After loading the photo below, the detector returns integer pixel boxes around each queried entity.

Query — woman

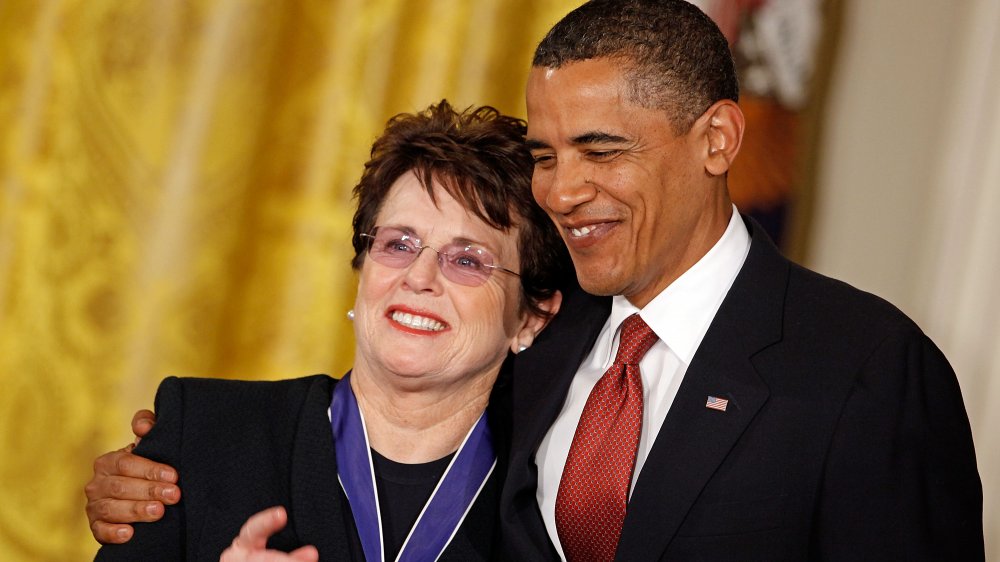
[94,100,570,561]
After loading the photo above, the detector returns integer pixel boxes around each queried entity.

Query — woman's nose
[401,247,444,294]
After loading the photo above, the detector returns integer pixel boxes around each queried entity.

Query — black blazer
[500,217,984,561]
[96,373,510,561]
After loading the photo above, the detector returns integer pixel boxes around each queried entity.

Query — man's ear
[698,99,745,176]
[511,290,563,354]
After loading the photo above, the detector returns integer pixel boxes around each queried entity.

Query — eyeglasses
[360,226,520,287]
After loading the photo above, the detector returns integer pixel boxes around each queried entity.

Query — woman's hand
[220,507,319,562]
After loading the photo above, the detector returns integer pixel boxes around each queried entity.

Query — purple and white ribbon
[330,374,496,562]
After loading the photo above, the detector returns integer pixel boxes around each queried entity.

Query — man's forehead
[527,62,632,107]
[527,84,637,139]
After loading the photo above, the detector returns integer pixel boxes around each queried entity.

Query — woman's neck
[349,366,497,463]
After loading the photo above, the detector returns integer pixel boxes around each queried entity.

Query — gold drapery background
[0,1,581,558]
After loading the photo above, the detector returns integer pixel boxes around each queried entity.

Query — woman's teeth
[391,311,445,331]
[570,226,594,237]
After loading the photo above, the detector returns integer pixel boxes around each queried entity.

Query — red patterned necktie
[555,313,659,562]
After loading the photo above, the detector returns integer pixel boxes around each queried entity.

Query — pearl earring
[347,309,355,321]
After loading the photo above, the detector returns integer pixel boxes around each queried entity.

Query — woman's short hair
[351,100,572,318]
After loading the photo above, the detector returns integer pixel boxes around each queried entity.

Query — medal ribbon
[331,374,496,562]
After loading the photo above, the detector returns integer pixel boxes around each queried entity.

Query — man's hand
[84,409,181,544]
[220,507,319,562]
[129,408,157,445]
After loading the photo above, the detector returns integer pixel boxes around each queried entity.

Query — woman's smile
[388,307,449,333]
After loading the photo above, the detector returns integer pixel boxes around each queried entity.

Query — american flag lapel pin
[706,395,729,412]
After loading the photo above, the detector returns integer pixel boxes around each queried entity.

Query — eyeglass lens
[364,226,504,286]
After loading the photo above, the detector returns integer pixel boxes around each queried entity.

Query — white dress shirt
[534,207,751,559]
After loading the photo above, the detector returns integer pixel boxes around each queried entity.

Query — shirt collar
[607,207,751,364]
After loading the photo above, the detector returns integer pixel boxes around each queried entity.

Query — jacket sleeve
[96,376,187,561]
[813,329,984,560]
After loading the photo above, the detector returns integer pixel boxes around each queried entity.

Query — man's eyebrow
[525,139,550,151]
[571,131,630,145]
[525,132,632,150]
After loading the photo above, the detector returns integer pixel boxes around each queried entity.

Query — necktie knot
[614,314,658,365]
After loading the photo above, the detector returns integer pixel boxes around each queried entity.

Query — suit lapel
[289,375,356,560]
[513,284,612,457]
[616,218,789,561]
[502,284,611,558]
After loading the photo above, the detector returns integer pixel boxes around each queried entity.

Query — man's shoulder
[741,217,917,335]
[755,260,947,391]
[785,261,920,337]
[735,225,935,378]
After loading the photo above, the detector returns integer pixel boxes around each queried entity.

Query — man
[87,1,983,560]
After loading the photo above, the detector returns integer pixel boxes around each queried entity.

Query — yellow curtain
[0,1,581,558]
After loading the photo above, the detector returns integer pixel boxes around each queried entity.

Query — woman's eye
[453,254,486,270]
[386,239,414,253]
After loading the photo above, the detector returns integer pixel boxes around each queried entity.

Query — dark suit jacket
[96,373,510,561]
[500,217,984,561]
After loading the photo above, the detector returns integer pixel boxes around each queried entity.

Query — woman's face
[352,170,528,392]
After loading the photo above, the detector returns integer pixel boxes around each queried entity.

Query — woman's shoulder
[162,373,337,392]
[154,374,340,415]
[141,375,343,459]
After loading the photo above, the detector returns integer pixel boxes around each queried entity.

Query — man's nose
[543,161,599,215]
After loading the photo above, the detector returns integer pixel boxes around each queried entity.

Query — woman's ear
[698,99,745,176]
[511,290,563,354]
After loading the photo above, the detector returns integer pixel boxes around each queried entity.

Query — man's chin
[576,269,625,298]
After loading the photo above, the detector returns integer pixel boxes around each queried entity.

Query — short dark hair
[351,100,572,318]
[533,0,738,132]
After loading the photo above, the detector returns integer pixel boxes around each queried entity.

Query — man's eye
[532,154,555,167]
[588,150,621,161]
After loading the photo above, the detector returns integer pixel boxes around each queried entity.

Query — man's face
[526,58,723,307]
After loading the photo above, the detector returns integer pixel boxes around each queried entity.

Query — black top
[372,449,454,560]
